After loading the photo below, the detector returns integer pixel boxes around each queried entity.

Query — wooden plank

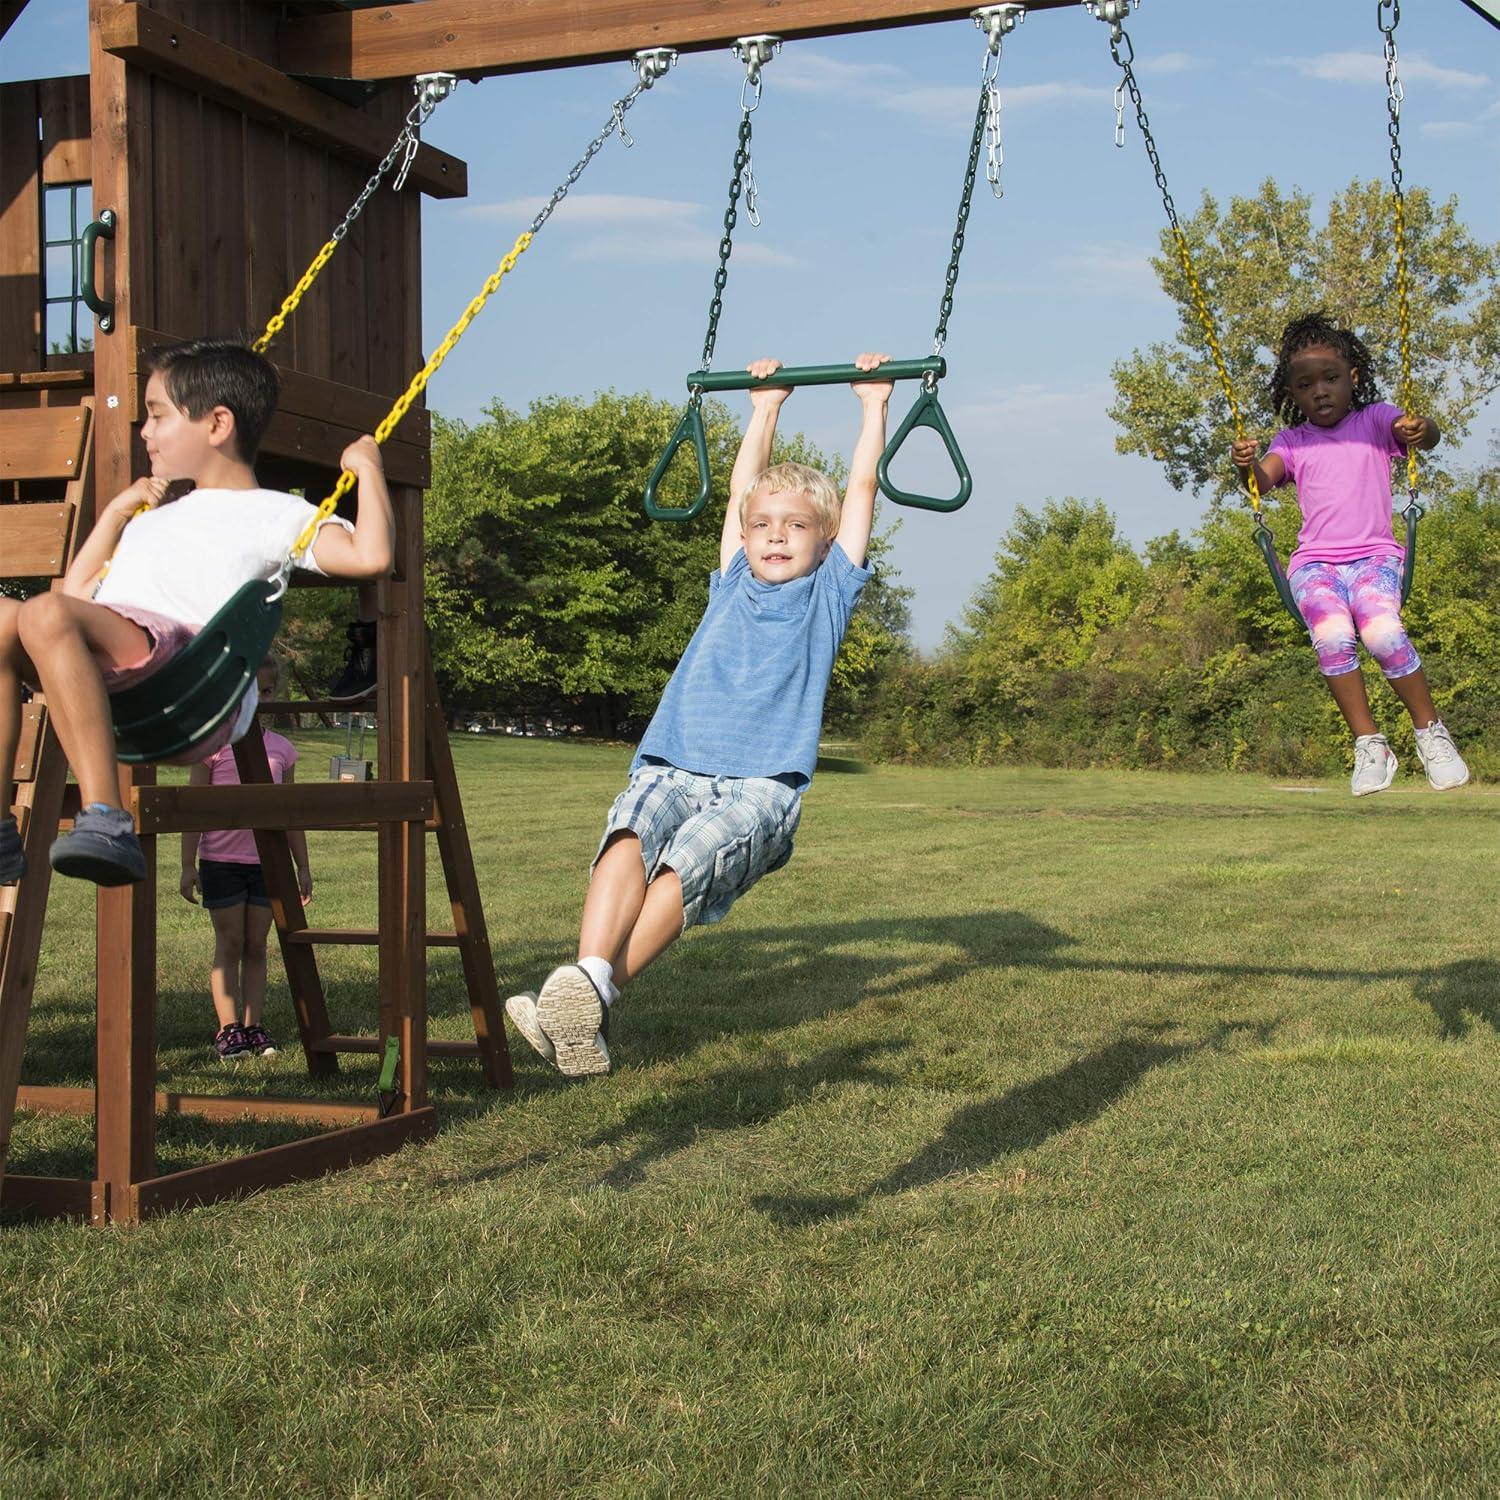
[40,76,92,184]
[0,503,75,575]
[0,81,42,373]
[279,0,1079,80]
[0,407,88,481]
[284,928,463,947]
[132,779,434,834]
[129,1106,436,1220]
[426,655,510,1088]
[16,1083,379,1126]
[0,370,92,390]
[0,1173,94,1221]
[99,4,466,198]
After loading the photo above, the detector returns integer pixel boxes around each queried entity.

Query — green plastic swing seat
[109,579,284,765]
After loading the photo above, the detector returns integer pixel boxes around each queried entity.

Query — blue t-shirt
[633,542,872,788]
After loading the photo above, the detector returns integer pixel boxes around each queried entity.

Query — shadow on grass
[1413,958,1500,1040]
[754,1020,1276,1225]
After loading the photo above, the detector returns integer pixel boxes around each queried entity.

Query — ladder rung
[283,927,463,947]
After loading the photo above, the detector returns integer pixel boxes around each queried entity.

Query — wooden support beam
[16,1083,380,1127]
[128,1108,436,1220]
[98,4,467,198]
[132,780,434,835]
[0,1173,95,1221]
[279,0,1080,81]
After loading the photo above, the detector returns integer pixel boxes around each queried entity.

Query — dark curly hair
[1268,310,1381,425]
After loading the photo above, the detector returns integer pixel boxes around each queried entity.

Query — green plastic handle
[1399,498,1423,605]
[684,357,946,393]
[644,402,712,521]
[1252,517,1306,628]
[875,386,972,513]
[80,209,116,334]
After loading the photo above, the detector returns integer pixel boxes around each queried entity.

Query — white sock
[577,955,619,1006]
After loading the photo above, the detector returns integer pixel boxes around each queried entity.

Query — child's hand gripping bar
[643,357,972,519]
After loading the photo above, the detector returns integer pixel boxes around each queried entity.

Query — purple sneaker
[214,1023,253,1061]
[242,1023,278,1057]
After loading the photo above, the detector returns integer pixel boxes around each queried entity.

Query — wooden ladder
[0,401,94,1206]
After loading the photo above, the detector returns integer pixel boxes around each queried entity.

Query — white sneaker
[505,992,557,1065]
[1351,734,1397,796]
[1414,721,1470,791]
[535,964,612,1077]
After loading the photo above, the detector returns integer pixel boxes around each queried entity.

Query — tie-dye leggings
[1288,556,1420,680]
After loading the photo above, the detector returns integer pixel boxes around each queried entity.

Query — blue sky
[8,0,1498,645]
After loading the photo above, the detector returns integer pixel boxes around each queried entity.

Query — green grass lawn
[2,738,1497,1496]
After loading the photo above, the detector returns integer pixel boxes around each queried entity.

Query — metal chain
[983,42,1004,196]
[256,75,456,353]
[1101,13,1260,509]
[1379,0,1420,500]
[932,81,990,363]
[289,59,672,564]
[695,45,776,383]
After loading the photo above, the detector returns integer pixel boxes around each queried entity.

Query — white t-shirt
[94,486,353,741]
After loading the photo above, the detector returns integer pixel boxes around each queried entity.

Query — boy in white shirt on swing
[0,338,394,888]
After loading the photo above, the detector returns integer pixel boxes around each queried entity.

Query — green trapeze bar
[684,357,946,393]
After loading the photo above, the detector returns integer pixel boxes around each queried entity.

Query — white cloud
[459,193,700,226]
[772,50,906,94]
[1281,51,1488,90]
[568,233,802,267]
[1139,51,1203,75]
[1421,120,1476,139]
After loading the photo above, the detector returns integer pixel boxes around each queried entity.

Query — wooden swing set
[0,0,1450,1225]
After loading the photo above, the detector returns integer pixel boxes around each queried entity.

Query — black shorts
[199,859,269,909]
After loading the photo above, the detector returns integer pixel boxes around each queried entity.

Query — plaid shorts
[597,764,802,928]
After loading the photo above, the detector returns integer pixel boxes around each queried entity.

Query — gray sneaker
[1414,721,1470,791]
[1351,734,1397,797]
[534,965,612,1077]
[0,815,25,885]
[49,804,147,885]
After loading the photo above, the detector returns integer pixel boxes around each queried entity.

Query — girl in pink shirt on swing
[1232,311,1468,797]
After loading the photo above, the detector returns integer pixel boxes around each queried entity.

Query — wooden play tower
[1,0,1079,1226]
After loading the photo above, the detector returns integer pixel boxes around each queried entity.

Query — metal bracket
[972,4,1027,51]
[1083,0,1136,39]
[633,47,678,85]
[733,34,781,84]
[414,72,458,110]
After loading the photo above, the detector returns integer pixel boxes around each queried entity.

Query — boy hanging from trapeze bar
[0,338,394,888]
[505,352,896,1077]
[1231,311,1468,797]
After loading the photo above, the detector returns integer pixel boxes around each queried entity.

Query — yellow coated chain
[1169,226,1260,512]
[288,232,533,561]
[253,238,339,356]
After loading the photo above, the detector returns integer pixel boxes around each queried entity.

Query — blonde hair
[737,461,841,535]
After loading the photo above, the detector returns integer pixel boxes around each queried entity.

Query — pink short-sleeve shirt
[1268,401,1406,576]
[197,730,298,865]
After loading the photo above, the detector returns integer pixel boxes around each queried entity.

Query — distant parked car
[466,722,485,733]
